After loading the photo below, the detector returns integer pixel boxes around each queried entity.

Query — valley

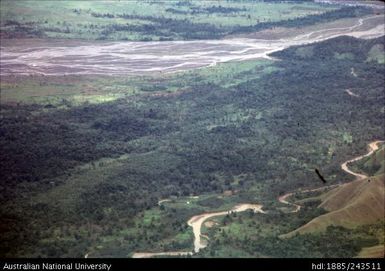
[129,140,383,258]
[1,14,384,76]
[0,0,384,259]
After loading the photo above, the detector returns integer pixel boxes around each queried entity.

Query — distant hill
[282,174,384,237]
[271,35,385,64]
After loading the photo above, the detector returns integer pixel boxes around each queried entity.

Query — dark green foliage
[1,5,371,41]
[97,14,224,40]
[272,36,385,63]
[247,226,378,258]
[0,36,384,257]
[232,7,371,35]
[198,210,381,258]
[166,5,246,15]
[197,197,225,208]
[0,103,172,190]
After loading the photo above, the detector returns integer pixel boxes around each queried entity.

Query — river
[1,15,384,76]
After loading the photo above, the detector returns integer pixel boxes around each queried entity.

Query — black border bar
[1,258,383,271]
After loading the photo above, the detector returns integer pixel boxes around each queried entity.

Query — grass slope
[356,245,384,258]
[282,174,384,238]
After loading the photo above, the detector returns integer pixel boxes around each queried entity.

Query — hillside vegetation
[281,174,384,237]
[1,33,384,257]
[279,143,384,257]
[281,142,385,236]
[352,145,385,176]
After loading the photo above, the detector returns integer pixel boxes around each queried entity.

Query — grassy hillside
[279,143,384,257]
[281,174,384,237]
[357,245,384,258]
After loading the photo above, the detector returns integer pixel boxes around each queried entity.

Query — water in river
[1,15,384,76]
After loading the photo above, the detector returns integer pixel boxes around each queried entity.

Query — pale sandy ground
[345,89,360,97]
[2,14,384,76]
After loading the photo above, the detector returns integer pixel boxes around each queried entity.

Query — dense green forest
[197,209,383,257]
[0,34,384,257]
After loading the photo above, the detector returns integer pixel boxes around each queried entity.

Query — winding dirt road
[187,204,265,253]
[341,140,384,180]
[278,140,384,212]
[278,185,340,213]
[345,89,360,97]
[130,141,383,258]
[131,203,264,258]
[158,199,171,206]
[278,193,302,213]
[85,141,383,259]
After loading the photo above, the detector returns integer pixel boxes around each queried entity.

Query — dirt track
[340,140,384,180]
[278,140,384,212]
[345,89,360,97]
[129,141,383,258]
[187,204,265,253]
[131,203,264,258]
[127,142,384,259]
